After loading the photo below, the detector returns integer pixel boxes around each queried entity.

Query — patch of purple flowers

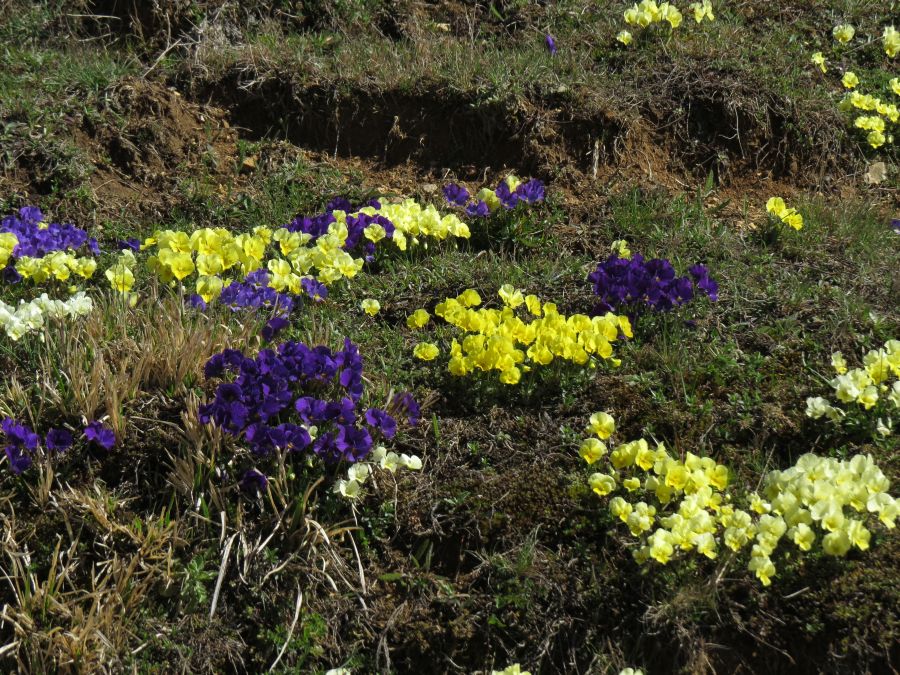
[587,254,718,316]
[189,269,328,316]
[2,418,75,474]
[199,339,419,466]
[1,207,100,280]
[442,178,545,217]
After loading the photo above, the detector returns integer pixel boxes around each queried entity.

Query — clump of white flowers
[0,291,93,340]
[333,445,422,499]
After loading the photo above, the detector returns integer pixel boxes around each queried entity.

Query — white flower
[347,463,372,484]
[400,453,423,470]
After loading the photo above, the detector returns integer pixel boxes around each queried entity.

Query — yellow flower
[841,71,859,89]
[617,30,633,46]
[885,26,899,58]
[498,284,525,308]
[587,411,616,439]
[524,294,542,316]
[867,130,886,148]
[611,239,631,258]
[623,477,642,492]
[457,288,482,307]
[690,0,714,22]
[406,309,430,329]
[413,342,439,360]
[811,52,827,73]
[105,264,135,293]
[660,3,682,28]
[765,196,785,215]
[196,275,224,303]
[579,438,607,464]
[160,250,195,281]
[748,553,775,586]
[831,351,847,374]
[589,472,617,497]
[892,78,900,97]
[832,24,855,44]
[361,298,381,316]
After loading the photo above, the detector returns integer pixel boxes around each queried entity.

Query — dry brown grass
[2,287,259,437]
[0,483,184,673]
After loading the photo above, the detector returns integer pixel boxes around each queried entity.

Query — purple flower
[83,421,116,450]
[1,207,98,263]
[495,181,520,209]
[365,408,397,439]
[443,183,470,207]
[515,179,545,204]
[261,317,290,342]
[2,267,22,283]
[334,424,373,462]
[2,417,40,450]
[466,200,490,218]
[545,34,558,56]
[891,218,900,234]
[301,277,328,302]
[45,428,73,453]
[188,294,208,310]
[239,469,268,494]
[5,445,32,474]
[391,392,421,427]
[326,197,353,213]
[117,238,140,252]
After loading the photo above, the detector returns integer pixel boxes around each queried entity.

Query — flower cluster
[0,292,93,340]
[618,1,714,45]
[442,175,545,218]
[837,78,900,149]
[286,196,471,253]
[3,417,115,474]
[332,445,422,500]
[189,269,324,313]
[811,25,900,148]
[765,197,804,230]
[112,198,471,300]
[199,340,421,494]
[806,340,900,437]
[580,412,897,586]
[1,207,99,285]
[587,248,718,316]
[412,285,632,384]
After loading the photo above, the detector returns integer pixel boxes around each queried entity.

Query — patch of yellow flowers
[838,83,899,149]
[618,0,713,45]
[811,23,899,148]
[807,339,900,437]
[103,199,471,300]
[581,412,897,586]
[410,285,632,384]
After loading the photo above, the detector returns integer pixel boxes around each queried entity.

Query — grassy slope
[0,1,898,673]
